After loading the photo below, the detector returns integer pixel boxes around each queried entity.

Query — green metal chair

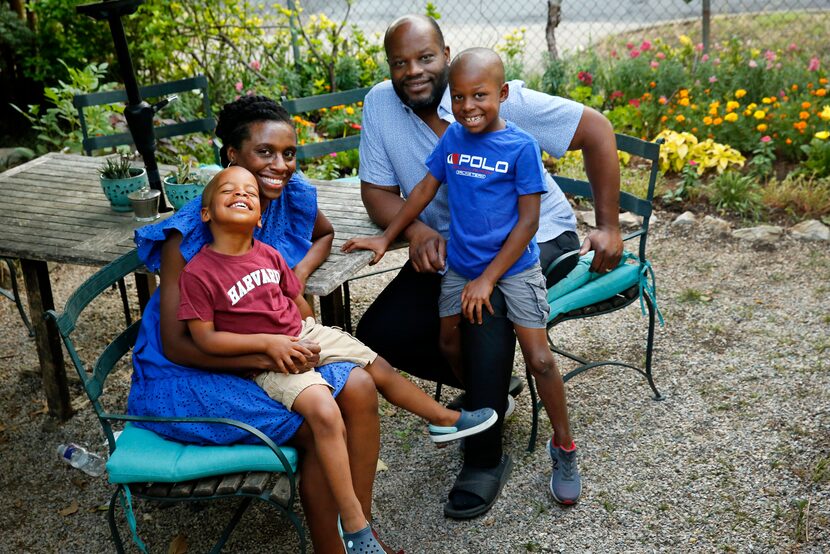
[73,75,220,164]
[45,249,305,553]
[525,133,665,452]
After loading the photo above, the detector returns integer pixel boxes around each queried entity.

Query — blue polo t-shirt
[426,121,547,280]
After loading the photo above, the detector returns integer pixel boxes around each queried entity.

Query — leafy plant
[316,104,362,138]
[800,135,830,177]
[706,170,763,219]
[748,136,776,180]
[100,156,135,179]
[655,130,745,175]
[169,158,200,185]
[10,61,122,154]
[761,173,830,221]
[663,160,702,203]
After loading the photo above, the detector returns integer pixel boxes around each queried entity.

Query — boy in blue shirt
[344,47,582,504]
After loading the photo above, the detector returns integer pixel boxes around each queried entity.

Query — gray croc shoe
[429,407,498,443]
[339,519,384,553]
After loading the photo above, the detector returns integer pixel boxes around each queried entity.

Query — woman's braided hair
[215,95,293,166]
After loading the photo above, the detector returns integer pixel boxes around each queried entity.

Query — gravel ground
[1,213,828,553]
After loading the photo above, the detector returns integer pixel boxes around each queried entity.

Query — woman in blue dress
[129,96,385,553]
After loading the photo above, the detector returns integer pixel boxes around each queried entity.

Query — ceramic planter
[163,176,206,211]
[100,168,149,212]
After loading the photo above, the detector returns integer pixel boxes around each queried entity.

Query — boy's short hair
[450,47,505,86]
[201,166,257,209]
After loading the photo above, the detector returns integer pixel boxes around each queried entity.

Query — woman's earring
[226,158,235,168]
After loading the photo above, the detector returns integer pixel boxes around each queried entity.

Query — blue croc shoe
[429,408,498,444]
[547,439,582,505]
[338,518,384,554]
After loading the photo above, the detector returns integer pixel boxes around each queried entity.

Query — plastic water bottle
[56,443,106,477]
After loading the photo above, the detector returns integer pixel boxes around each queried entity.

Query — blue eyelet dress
[127,174,354,445]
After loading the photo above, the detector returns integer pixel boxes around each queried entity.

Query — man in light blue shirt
[355,14,623,519]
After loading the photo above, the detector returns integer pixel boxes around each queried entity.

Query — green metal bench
[525,133,665,451]
[45,249,305,553]
[73,75,220,164]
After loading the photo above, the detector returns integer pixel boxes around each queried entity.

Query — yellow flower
[747,103,758,111]
[678,97,690,107]
[703,116,713,125]
[675,115,686,123]
[679,35,692,46]
[816,131,830,140]
[345,106,355,115]
[724,113,738,122]
[756,123,768,132]
[726,101,740,112]
[820,106,830,121]
[754,110,767,120]
[679,89,689,99]
[735,89,747,99]
[762,97,773,104]
[709,106,719,116]
[750,48,760,57]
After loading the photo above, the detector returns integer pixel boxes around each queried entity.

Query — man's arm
[568,107,623,273]
[361,180,446,272]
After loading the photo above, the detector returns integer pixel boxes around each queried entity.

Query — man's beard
[392,66,449,110]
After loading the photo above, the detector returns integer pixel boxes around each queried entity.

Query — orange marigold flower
[815,89,827,97]
[793,121,807,130]
[786,138,792,144]
[802,101,811,109]
[649,81,656,88]
[679,89,689,98]
[799,111,810,120]
[660,115,668,122]
[757,123,768,132]
[709,107,719,116]
[713,117,723,125]
[791,84,799,91]
[691,127,697,132]
[676,114,686,122]
[820,78,829,85]
[678,97,690,107]
[703,116,713,125]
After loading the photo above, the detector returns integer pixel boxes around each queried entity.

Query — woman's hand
[263,335,316,374]
[461,276,495,324]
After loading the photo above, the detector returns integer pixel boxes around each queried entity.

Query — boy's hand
[263,335,316,374]
[461,276,495,324]
[341,236,390,265]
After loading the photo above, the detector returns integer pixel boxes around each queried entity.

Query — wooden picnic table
[0,153,382,420]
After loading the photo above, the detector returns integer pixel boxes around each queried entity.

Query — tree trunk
[546,0,563,60]
[8,0,25,19]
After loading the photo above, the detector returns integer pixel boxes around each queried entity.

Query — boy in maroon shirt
[177,166,496,544]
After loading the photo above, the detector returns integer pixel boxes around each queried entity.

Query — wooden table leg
[21,259,72,420]
[135,272,157,314]
[319,286,346,328]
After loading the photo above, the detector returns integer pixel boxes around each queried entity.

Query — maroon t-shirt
[178,240,303,336]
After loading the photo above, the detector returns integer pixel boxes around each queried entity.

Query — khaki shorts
[254,318,377,409]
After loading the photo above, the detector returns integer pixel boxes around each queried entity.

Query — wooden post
[21,259,72,420]
[701,0,711,53]
[546,0,563,61]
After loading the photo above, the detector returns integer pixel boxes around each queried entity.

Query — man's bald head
[384,14,445,55]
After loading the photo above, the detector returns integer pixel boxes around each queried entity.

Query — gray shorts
[439,265,550,329]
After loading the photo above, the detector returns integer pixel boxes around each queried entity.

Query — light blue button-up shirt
[359,80,581,242]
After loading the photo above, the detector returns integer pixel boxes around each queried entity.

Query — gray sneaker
[547,440,582,504]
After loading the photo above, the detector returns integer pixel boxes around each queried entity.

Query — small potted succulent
[163,158,218,211]
[99,156,148,212]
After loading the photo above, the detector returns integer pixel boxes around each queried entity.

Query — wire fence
[294,0,830,71]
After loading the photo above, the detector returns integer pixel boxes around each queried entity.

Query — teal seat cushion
[547,255,641,322]
[107,424,298,484]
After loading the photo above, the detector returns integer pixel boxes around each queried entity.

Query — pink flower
[713,57,721,65]
[650,61,660,69]
[695,43,704,52]
[764,50,776,62]
[329,152,338,157]
[709,75,718,83]
[610,49,618,58]
[788,43,798,51]
[629,48,640,59]
[656,52,666,60]
[749,60,758,68]
[808,56,820,71]
[626,42,635,50]
[760,136,772,143]
[250,59,261,71]
[689,160,699,166]
[610,90,624,101]
[640,40,652,51]
[234,81,243,92]
[628,98,641,108]
[701,54,709,62]
[577,71,593,86]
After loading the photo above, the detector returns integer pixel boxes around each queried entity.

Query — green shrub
[706,170,763,219]
[800,137,830,178]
